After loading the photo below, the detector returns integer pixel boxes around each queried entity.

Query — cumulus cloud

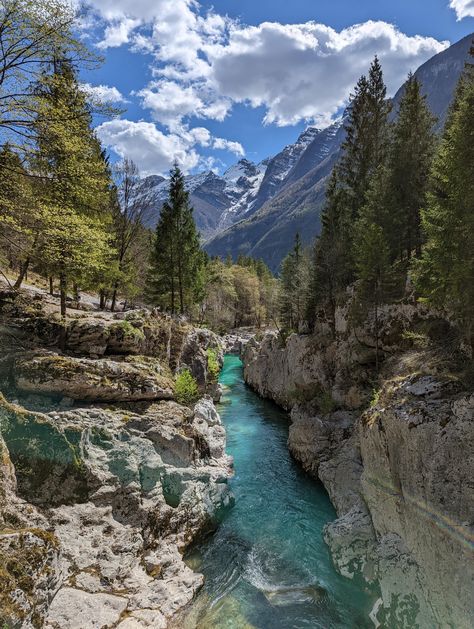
[95,119,200,175]
[79,1,449,173]
[449,0,474,19]
[212,137,245,156]
[81,83,128,104]
[137,81,230,128]
[81,1,447,127]
[96,119,245,175]
[206,21,448,126]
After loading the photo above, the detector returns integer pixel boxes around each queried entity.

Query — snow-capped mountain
[205,33,473,271]
[141,128,323,238]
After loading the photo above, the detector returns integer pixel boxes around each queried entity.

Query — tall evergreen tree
[308,57,392,326]
[385,74,436,260]
[0,143,36,285]
[279,233,306,331]
[352,216,392,372]
[414,55,474,347]
[32,58,113,316]
[148,164,202,315]
[338,57,392,223]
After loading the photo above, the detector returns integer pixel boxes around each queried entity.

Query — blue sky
[77,0,474,175]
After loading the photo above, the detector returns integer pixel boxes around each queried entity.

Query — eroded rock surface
[242,305,474,628]
[0,286,231,628]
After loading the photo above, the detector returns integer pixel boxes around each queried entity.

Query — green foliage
[175,369,199,406]
[414,56,474,346]
[308,57,391,329]
[279,233,310,332]
[200,256,278,333]
[0,0,96,139]
[206,348,220,382]
[384,74,436,260]
[370,388,382,408]
[147,164,203,315]
[110,319,145,342]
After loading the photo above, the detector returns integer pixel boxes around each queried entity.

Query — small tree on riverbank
[148,163,203,315]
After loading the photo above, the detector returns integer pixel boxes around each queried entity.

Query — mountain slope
[204,33,473,272]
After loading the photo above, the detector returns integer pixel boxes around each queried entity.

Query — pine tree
[352,218,391,372]
[279,233,306,331]
[0,143,36,285]
[386,74,436,260]
[32,58,113,316]
[339,57,391,223]
[308,57,392,326]
[414,58,474,347]
[148,164,202,314]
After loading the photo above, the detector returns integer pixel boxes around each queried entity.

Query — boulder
[13,352,174,402]
[0,394,233,626]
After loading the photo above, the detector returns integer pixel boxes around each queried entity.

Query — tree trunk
[49,276,54,296]
[13,257,30,289]
[73,282,80,303]
[374,299,379,374]
[110,281,119,312]
[59,273,67,351]
[59,273,67,319]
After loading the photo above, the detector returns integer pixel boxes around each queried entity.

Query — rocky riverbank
[0,286,233,629]
[243,303,474,628]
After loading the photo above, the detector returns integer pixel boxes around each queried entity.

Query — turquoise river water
[178,355,376,629]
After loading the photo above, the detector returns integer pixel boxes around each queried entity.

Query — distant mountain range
[144,33,473,272]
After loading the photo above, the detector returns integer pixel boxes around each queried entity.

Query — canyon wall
[243,305,474,628]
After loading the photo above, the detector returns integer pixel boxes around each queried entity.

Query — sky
[76,0,474,176]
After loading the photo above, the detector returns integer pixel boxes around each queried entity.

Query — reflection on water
[175,355,376,629]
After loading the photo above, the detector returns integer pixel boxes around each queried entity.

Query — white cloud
[137,80,230,128]
[80,1,449,173]
[449,0,474,19]
[80,1,448,128]
[95,119,200,175]
[212,137,244,156]
[207,20,448,126]
[81,83,128,104]
[95,119,245,175]
[98,18,141,48]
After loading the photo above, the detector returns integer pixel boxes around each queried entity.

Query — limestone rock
[14,352,174,402]
[45,588,128,629]
[0,394,232,627]
[243,307,474,628]
[360,377,474,628]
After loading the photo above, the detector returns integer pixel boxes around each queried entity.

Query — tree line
[279,49,474,352]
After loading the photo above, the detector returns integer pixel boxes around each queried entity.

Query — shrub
[206,348,220,382]
[110,319,145,341]
[175,370,199,405]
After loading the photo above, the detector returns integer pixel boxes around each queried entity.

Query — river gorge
[175,355,376,629]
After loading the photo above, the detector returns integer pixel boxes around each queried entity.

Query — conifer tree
[0,143,36,285]
[338,57,392,223]
[32,58,113,316]
[352,216,391,372]
[148,164,202,314]
[279,233,306,331]
[308,57,392,327]
[414,54,474,347]
[385,74,436,260]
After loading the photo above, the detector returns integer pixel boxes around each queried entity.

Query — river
[176,355,376,628]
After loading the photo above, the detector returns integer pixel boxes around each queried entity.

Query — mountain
[142,159,268,238]
[204,33,473,272]
[392,32,473,129]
